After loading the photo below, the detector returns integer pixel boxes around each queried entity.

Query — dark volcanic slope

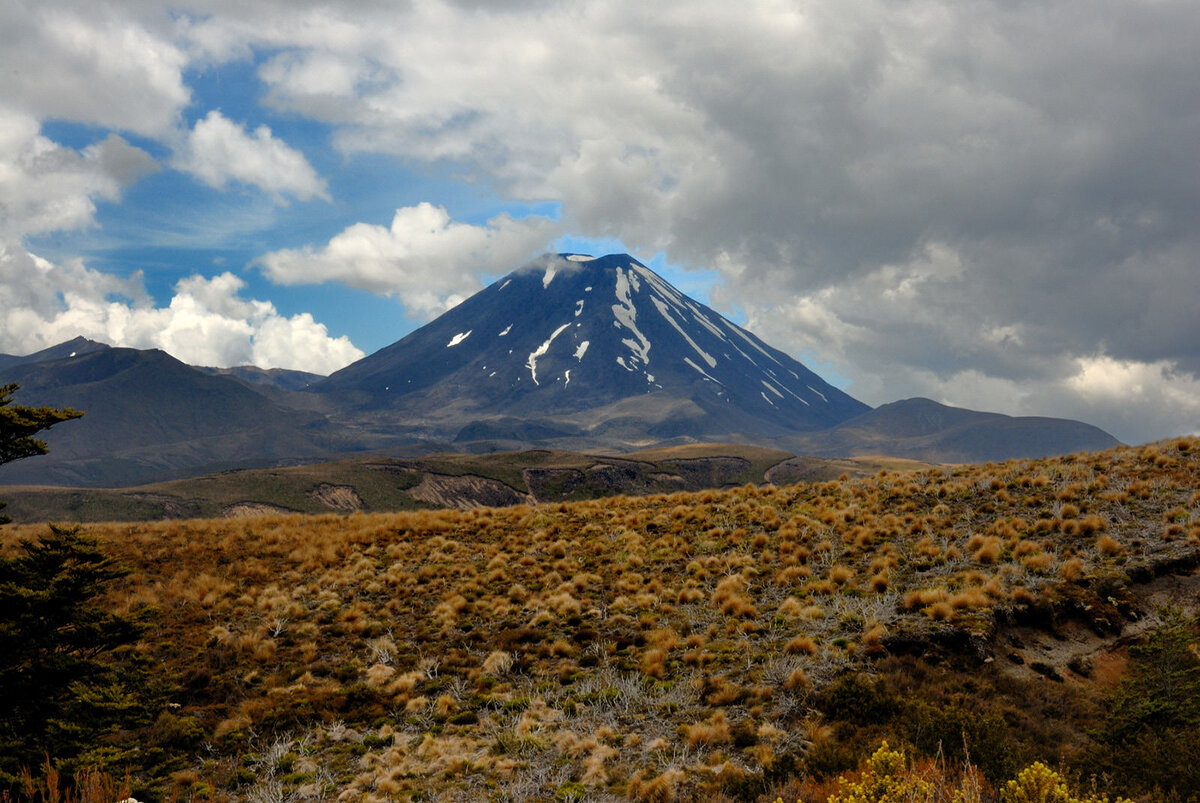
[196,365,324,392]
[0,335,109,370]
[0,344,362,487]
[315,253,869,446]
[787,397,1121,463]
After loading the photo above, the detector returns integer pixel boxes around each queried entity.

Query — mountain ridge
[313,253,870,446]
[0,253,1122,487]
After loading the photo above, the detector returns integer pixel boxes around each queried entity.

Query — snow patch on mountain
[685,357,722,385]
[499,324,512,336]
[724,318,780,365]
[632,263,677,300]
[689,307,729,342]
[574,341,590,360]
[612,267,651,368]
[651,297,716,368]
[526,323,571,385]
[446,331,472,347]
[769,378,810,406]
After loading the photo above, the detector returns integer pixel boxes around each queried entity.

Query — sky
[1,0,1198,446]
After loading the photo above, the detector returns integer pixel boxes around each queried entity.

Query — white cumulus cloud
[258,202,558,318]
[0,106,159,238]
[0,244,362,374]
[0,3,190,137]
[173,110,328,203]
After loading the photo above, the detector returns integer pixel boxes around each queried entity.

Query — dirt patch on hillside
[307,483,364,512]
[222,502,296,518]
[995,565,1200,688]
[409,474,532,509]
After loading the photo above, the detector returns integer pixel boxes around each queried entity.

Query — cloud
[859,355,1200,447]
[0,107,159,238]
[217,0,1200,443]
[0,3,189,136]
[0,244,362,374]
[5,0,1199,442]
[173,110,329,203]
[258,202,559,318]
[1061,355,1200,440]
[728,239,1200,443]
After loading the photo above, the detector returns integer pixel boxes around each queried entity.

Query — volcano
[313,253,870,448]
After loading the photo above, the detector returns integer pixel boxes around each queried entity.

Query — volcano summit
[313,253,870,448]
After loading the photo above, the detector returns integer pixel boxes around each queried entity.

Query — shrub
[0,526,152,789]
[1001,762,1131,803]
[826,741,933,803]
[1080,613,1200,798]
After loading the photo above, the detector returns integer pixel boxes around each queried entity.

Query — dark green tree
[0,385,153,788]
[0,525,149,787]
[1,383,83,523]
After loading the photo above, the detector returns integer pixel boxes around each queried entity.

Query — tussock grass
[3,438,1199,800]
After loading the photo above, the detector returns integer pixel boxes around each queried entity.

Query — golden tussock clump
[628,767,687,803]
[784,666,810,691]
[828,564,855,586]
[680,712,731,747]
[1060,556,1086,581]
[784,635,818,655]
[777,596,806,618]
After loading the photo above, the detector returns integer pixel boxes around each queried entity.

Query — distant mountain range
[0,254,1120,488]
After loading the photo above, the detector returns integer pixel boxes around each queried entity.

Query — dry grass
[3,437,1198,800]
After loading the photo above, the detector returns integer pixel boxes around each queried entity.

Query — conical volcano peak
[317,252,870,446]
[497,253,712,340]
[505,252,647,290]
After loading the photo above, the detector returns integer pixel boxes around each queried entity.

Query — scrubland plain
[3,439,1199,801]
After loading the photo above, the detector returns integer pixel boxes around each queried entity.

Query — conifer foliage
[0,525,147,787]
[0,525,148,782]
[0,385,146,789]
[0,383,82,523]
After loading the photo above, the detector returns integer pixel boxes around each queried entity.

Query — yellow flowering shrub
[825,742,934,803]
[1000,763,1133,803]
[765,749,1132,803]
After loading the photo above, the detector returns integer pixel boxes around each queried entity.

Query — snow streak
[526,323,572,385]
[612,267,651,367]
[651,296,716,368]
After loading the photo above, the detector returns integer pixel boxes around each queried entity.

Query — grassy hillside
[2,440,1198,801]
[0,446,917,524]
